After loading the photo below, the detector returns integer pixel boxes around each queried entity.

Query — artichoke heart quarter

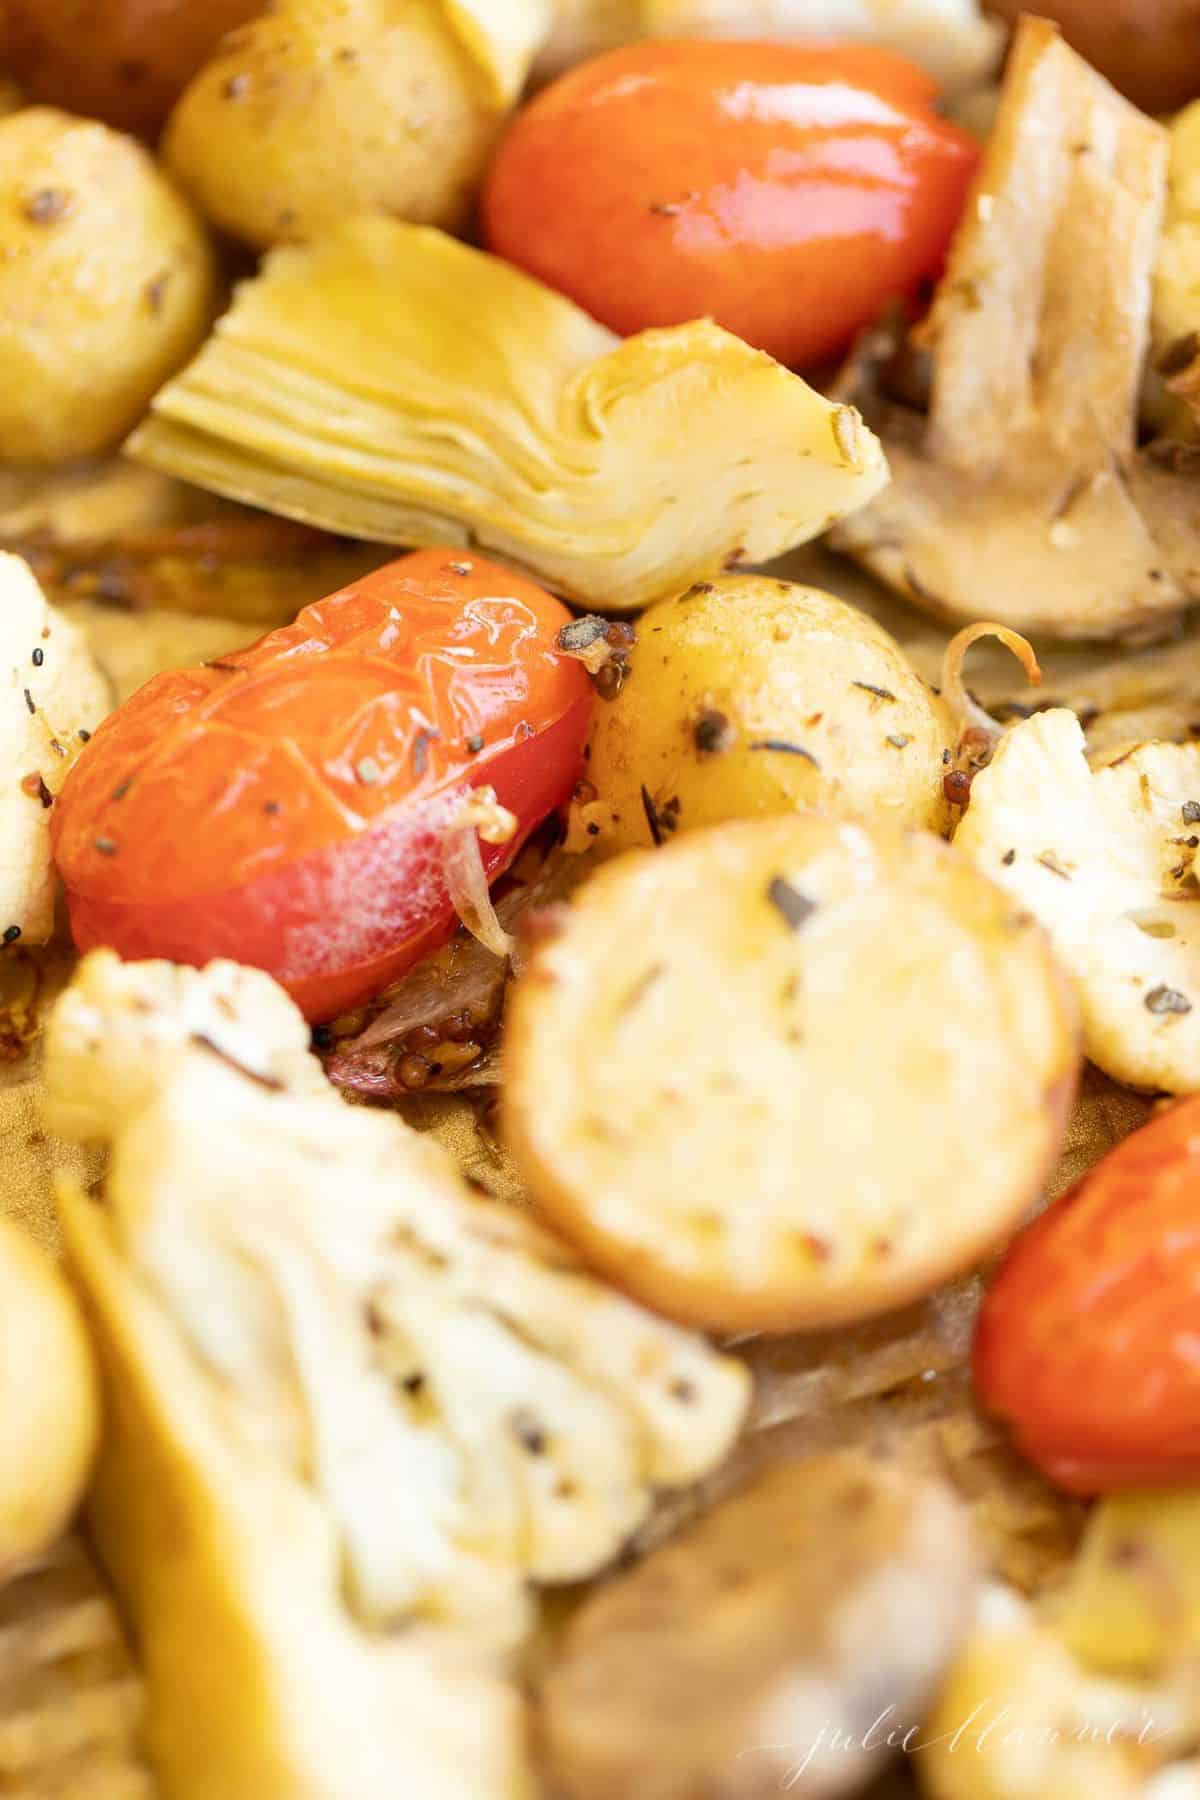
[127,219,889,611]
[44,951,748,1799]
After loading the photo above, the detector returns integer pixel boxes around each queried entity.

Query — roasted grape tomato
[51,549,593,1020]
[974,1095,1200,1495]
[482,39,981,370]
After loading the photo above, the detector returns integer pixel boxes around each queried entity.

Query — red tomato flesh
[974,1095,1200,1495]
[52,549,593,1020]
[482,39,981,370]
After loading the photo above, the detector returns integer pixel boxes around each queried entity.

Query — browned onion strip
[441,789,520,964]
[941,621,1042,746]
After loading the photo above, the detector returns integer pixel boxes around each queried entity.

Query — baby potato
[4,0,262,138]
[582,577,953,854]
[164,0,521,249]
[505,814,1079,1334]
[0,1215,98,1577]
[0,107,216,464]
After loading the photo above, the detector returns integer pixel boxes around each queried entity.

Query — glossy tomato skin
[974,1096,1200,1495]
[53,549,592,1020]
[482,40,981,370]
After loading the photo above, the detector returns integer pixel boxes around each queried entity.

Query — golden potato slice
[582,577,953,855]
[539,1452,977,1800]
[504,816,1078,1333]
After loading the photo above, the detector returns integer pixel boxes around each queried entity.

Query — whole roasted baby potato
[582,577,953,853]
[4,0,262,137]
[0,1215,98,1578]
[164,0,535,248]
[540,1452,977,1800]
[505,814,1079,1334]
[0,107,216,463]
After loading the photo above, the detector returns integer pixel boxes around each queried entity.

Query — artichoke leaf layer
[43,951,748,1798]
[833,18,1200,643]
[444,0,556,108]
[128,218,889,612]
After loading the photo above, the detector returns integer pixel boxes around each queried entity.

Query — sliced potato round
[505,815,1078,1333]
[955,710,1200,1093]
[583,577,952,855]
[539,1452,977,1800]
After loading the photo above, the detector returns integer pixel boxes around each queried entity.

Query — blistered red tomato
[482,40,981,370]
[52,549,592,1020]
[974,1096,1200,1495]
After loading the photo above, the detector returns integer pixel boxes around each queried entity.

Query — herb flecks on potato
[504,814,1079,1334]
[956,709,1200,1093]
[581,575,954,854]
[44,950,748,1795]
[540,1453,976,1800]
[833,18,1200,644]
[127,218,887,611]
[163,0,553,248]
[0,108,217,465]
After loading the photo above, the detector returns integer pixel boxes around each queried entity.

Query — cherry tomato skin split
[973,1096,1200,1495]
[482,40,981,370]
[52,549,593,1021]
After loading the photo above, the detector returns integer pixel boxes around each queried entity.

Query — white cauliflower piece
[43,947,327,1141]
[539,0,1002,96]
[46,953,749,1653]
[955,711,1200,1093]
[0,554,108,946]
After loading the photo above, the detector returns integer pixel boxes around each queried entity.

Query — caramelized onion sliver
[441,788,520,965]
[941,620,1042,746]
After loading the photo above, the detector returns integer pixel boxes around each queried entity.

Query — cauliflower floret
[0,555,108,946]
[46,953,749,1653]
[43,947,326,1141]
[955,711,1200,1093]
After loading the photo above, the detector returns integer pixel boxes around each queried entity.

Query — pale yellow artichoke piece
[128,218,889,612]
[446,0,555,106]
[1055,1490,1200,1679]
[45,952,749,1793]
[58,1178,533,1800]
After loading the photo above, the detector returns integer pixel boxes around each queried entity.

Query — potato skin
[0,107,216,463]
[4,0,262,138]
[163,0,505,250]
[584,576,952,853]
[0,1214,98,1576]
[985,0,1200,114]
